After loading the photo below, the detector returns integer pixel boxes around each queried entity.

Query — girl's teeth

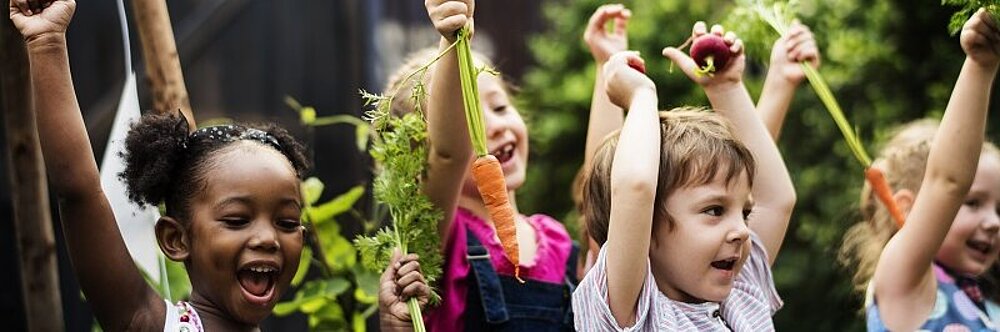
[249,266,276,273]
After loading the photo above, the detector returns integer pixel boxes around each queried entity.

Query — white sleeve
[738,232,783,314]
[572,246,659,331]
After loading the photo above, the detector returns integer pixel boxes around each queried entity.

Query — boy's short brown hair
[583,108,756,245]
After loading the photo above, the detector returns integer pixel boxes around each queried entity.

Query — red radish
[689,34,730,76]
[627,59,646,74]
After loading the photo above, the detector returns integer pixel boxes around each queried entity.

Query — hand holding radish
[603,51,655,110]
[425,0,474,43]
[960,8,1000,70]
[770,21,821,84]
[662,22,746,89]
[379,250,430,332]
[584,4,631,63]
[9,0,75,44]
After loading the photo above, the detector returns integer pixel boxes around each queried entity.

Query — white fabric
[99,73,162,281]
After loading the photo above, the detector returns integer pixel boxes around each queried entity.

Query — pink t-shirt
[425,208,573,332]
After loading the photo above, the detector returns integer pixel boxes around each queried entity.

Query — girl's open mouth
[237,264,279,306]
[967,239,993,255]
[491,142,516,165]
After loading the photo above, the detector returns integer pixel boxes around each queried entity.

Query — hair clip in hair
[175,111,192,149]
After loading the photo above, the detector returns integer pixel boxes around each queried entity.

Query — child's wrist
[782,74,805,86]
[440,35,456,46]
[967,56,1000,74]
[703,80,744,95]
[629,87,657,108]
[26,33,67,53]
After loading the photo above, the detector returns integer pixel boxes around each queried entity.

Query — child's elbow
[427,146,472,170]
[775,185,797,214]
[926,171,974,200]
[611,172,657,199]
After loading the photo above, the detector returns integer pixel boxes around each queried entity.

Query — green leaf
[310,303,346,329]
[164,258,191,301]
[272,300,302,316]
[301,106,317,124]
[319,223,357,272]
[307,186,365,224]
[356,124,370,152]
[301,177,325,206]
[291,246,312,287]
[353,312,367,332]
[299,297,328,314]
[300,277,351,300]
[284,95,303,111]
[353,266,380,305]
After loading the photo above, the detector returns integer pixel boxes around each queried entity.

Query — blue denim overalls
[463,229,579,331]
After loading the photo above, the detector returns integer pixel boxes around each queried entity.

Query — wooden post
[130,0,195,128]
[1,7,64,332]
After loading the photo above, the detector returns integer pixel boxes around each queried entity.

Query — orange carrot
[865,166,906,228]
[471,154,521,280]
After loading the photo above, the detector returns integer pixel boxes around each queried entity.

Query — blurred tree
[517,0,1000,331]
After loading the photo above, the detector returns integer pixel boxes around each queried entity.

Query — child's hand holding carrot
[425,0,474,42]
[758,21,821,140]
[961,8,1000,70]
[769,21,820,85]
[379,250,431,332]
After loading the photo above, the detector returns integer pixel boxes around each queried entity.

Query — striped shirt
[572,232,782,331]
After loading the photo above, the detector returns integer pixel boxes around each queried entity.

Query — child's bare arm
[757,22,820,140]
[873,9,998,330]
[423,0,475,238]
[602,52,659,327]
[11,0,164,329]
[583,4,630,170]
[663,23,796,264]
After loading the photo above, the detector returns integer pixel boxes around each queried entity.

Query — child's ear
[155,216,190,262]
[893,189,916,217]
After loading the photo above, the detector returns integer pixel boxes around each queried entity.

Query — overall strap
[562,241,580,328]
[466,229,510,324]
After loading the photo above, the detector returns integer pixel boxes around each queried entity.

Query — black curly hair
[119,112,310,220]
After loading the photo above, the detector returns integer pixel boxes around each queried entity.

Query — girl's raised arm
[756,22,820,141]
[423,0,475,238]
[11,0,163,329]
[583,4,630,170]
[663,23,796,263]
[602,52,659,327]
[873,9,999,331]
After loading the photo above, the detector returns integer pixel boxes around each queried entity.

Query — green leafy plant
[354,43,460,332]
[353,107,444,313]
[271,101,380,331]
[272,177,379,331]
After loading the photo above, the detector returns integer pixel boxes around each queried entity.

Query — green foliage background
[516,0,1000,330]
